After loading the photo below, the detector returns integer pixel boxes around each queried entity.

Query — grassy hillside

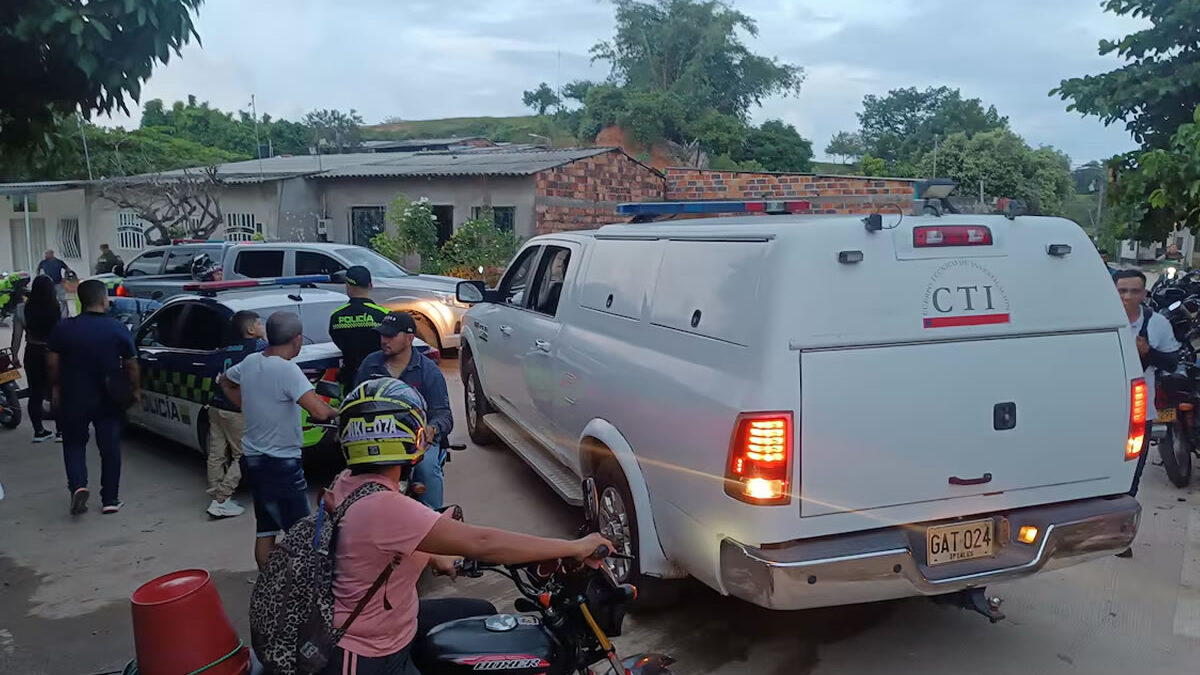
[364,116,578,146]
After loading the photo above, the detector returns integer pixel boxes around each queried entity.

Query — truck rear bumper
[719,495,1140,610]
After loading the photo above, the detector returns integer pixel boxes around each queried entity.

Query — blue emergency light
[181,274,331,293]
[616,200,813,219]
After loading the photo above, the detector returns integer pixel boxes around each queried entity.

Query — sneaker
[206,499,245,518]
[1115,547,1133,559]
[32,430,53,443]
[101,501,124,515]
[54,431,62,443]
[70,487,89,515]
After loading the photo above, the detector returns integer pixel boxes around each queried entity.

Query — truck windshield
[337,247,412,278]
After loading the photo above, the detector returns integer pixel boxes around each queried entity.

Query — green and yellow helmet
[338,377,429,468]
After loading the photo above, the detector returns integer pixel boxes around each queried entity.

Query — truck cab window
[234,250,284,278]
[529,247,571,316]
[296,251,347,276]
[498,247,540,308]
[124,250,165,277]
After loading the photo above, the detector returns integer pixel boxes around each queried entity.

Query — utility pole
[250,95,265,181]
[932,135,939,178]
[76,113,93,180]
[979,179,985,210]
[1096,175,1105,229]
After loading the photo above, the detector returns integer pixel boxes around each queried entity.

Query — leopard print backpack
[249,481,399,674]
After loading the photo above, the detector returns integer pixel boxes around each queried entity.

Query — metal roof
[0,180,88,196]
[313,147,615,179]
[362,136,489,150]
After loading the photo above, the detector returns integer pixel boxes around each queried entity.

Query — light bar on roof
[617,200,812,217]
[181,274,330,292]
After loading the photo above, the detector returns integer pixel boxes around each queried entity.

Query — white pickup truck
[455,204,1143,613]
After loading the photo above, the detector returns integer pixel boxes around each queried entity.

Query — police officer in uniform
[328,266,390,393]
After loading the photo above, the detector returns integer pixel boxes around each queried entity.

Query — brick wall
[664,167,916,215]
[533,149,665,235]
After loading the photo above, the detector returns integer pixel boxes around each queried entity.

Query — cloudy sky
[108,0,1145,164]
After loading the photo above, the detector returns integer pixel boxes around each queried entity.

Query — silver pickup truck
[104,241,467,351]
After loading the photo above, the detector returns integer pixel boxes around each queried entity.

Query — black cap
[376,311,417,337]
[345,265,372,287]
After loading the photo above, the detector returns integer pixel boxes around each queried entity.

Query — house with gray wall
[0,146,664,273]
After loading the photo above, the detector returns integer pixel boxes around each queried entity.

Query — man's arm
[124,358,141,404]
[1148,314,1183,371]
[298,390,338,423]
[47,351,60,410]
[423,361,453,440]
[10,309,23,368]
[218,376,242,410]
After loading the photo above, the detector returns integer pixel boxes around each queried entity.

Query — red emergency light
[913,225,992,248]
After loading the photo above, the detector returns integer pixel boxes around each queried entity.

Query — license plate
[0,370,19,385]
[1159,408,1177,423]
[927,518,995,566]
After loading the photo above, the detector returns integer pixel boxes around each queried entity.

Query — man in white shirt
[1114,270,1181,503]
[219,311,338,569]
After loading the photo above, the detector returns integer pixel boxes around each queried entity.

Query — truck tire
[411,313,440,352]
[462,357,497,446]
[594,458,683,612]
[0,382,21,429]
[1159,421,1193,488]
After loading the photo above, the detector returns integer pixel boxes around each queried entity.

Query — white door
[9,217,46,271]
[517,243,579,457]
[472,245,542,426]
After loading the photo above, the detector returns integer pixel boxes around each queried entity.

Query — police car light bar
[616,200,812,219]
[181,275,331,292]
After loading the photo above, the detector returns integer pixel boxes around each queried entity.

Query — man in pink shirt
[324,378,609,674]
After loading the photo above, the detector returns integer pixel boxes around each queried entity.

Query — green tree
[592,0,803,122]
[304,108,364,154]
[1104,106,1200,242]
[1071,160,1106,194]
[560,80,595,106]
[914,129,1073,216]
[440,209,519,270]
[856,86,1008,170]
[858,154,886,177]
[0,0,203,151]
[372,196,442,273]
[734,120,812,172]
[688,110,746,157]
[824,131,865,164]
[1052,0,1200,149]
[522,83,562,116]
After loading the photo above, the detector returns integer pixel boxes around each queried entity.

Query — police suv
[457,197,1144,616]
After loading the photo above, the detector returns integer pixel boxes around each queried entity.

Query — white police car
[126,275,437,455]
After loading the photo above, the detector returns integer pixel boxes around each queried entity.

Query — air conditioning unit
[315,217,332,236]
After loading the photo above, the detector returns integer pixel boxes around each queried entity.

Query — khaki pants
[206,408,244,501]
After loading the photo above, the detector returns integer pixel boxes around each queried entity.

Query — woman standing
[11,276,61,441]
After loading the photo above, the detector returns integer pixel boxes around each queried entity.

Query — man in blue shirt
[204,310,267,519]
[47,279,140,515]
[354,312,453,508]
[36,249,72,316]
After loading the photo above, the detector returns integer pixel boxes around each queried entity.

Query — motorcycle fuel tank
[417,614,559,674]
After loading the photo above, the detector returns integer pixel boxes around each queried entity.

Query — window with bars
[470,205,515,232]
[117,211,147,250]
[57,217,81,259]
[225,213,262,242]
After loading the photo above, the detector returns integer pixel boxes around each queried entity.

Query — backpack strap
[324,480,404,637]
[1139,305,1153,340]
[336,553,404,635]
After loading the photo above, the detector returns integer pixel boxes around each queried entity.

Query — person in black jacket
[11,276,61,441]
[328,266,390,393]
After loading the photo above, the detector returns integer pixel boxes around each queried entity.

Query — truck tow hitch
[932,587,1005,623]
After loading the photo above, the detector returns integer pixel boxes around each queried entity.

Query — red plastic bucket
[130,569,248,675]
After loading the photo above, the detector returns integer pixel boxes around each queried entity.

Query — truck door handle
[499,325,513,336]
[948,473,993,486]
[533,339,551,352]
[191,362,207,368]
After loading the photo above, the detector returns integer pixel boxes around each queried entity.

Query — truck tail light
[725,413,792,505]
[913,225,992,247]
[1127,378,1147,461]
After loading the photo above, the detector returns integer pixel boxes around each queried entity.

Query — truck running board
[482,413,583,505]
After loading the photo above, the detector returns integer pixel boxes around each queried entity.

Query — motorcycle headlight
[1168,266,1178,279]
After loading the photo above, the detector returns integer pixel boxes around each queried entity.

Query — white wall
[0,189,90,273]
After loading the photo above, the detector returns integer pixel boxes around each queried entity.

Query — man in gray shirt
[219,311,337,569]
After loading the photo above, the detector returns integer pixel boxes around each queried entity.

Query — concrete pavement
[2,349,1199,673]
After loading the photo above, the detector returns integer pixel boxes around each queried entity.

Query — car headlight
[437,292,468,309]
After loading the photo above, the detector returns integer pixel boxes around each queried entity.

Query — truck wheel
[463,357,497,446]
[0,382,21,429]
[594,459,683,612]
[1159,421,1193,488]
[411,314,440,351]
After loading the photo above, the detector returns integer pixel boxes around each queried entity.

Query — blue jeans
[412,442,444,510]
[60,408,122,506]
[242,454,310,537]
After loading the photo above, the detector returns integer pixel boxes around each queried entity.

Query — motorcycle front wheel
[1158,420,1193,488]
[0,381,22,429]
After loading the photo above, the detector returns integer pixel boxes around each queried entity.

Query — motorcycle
[0,348,23,429]
[1152,300,1200,487]
[0,271,30,323]
[415,478,674,675]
